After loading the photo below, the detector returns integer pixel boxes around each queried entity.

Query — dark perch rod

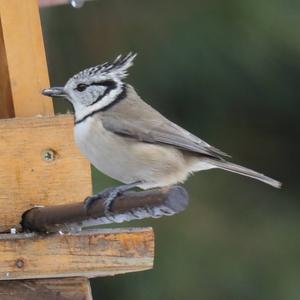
[21,186,189,233]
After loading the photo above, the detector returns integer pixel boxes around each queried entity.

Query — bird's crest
[72,52,137,81]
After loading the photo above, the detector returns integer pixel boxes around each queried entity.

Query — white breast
[74,117,137,184]
[74,116,208,189]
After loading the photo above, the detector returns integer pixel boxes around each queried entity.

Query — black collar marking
[74,85,127,125]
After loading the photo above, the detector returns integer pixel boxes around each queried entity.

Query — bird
[42,53,281,212]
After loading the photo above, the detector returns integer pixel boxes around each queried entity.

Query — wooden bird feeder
[0,1,155,298]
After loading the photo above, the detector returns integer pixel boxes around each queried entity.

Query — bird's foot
[84,182,142,214]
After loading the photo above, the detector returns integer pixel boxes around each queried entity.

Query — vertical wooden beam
[0,17,14,118]
[0,0,53,118]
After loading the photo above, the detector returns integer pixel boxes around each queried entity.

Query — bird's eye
[76,83,88,92]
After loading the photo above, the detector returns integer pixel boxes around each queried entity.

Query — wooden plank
[0,0,53,118]
[0,115,92,231]
[0,228,154,280]
[0,277,93,300]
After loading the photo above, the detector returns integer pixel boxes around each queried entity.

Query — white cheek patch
[79,86,106,106]
[74,84,124,122]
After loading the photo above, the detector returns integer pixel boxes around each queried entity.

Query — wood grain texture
[0,228,154,280]
[0,115,92,231]
[0,277,92,300]
[0,0,53,118]
[0,16,14,118]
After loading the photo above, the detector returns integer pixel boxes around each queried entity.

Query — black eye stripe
[75,80,116,92]
[90,80,116,88]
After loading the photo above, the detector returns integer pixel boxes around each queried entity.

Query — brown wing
[100,85,230,159]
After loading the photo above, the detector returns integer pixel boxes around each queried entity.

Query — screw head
[41,149,56,162]
[16,259,24,269]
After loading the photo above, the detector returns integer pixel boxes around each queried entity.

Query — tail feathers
[207,159,282,189]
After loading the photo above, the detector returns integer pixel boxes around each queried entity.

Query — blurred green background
[40,1,299,299]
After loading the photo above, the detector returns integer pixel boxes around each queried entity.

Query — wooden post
[0,0,53,117]
[0,1,154,299]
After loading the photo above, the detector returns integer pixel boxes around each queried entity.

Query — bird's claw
[84,182,142,216]
[84,186,123,214]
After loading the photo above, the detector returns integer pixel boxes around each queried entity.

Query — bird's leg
[84,181,142,214]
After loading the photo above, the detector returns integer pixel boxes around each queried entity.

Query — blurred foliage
[40,1,300,299]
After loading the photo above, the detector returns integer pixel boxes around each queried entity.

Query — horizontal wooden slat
[0,115,92,231]
[0,228,154,280]
[0,277,93,300]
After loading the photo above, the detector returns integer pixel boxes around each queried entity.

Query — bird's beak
[42,87,65,97]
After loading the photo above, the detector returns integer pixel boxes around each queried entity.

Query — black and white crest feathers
[72,52,137,81]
